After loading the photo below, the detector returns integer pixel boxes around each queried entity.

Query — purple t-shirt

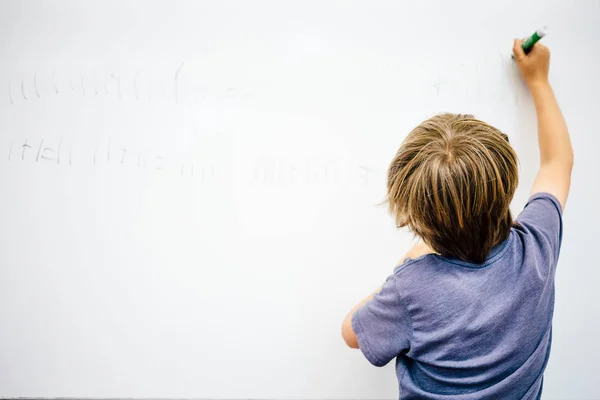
[352,193,563,400]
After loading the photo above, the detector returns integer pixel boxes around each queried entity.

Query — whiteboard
[0,1,598,399]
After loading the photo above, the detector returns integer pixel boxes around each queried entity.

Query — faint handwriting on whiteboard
[6,138,202,178]
[6,65,253,106]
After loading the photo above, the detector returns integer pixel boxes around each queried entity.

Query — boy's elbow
[562,147,574,170]
[342,316,359,349]
[541,152,574,172]
[343,330,359,349]
[562,153,574,174]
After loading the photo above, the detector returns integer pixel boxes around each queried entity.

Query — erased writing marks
[252,156,375,188]
[6,138,204,179]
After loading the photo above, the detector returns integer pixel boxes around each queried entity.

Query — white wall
[0,0,598,398]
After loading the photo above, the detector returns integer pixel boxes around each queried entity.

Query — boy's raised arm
[513,39,574,210]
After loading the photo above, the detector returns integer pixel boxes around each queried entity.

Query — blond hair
[387,113,519,264]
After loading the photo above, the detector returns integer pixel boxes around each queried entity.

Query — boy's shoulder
[389,230,518,286]
[391,253,447,286]
[390,193,563,287]
[394,253,438,274]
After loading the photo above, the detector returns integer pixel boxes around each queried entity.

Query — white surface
[0,1,598,399]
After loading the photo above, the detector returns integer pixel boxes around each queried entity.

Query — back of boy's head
[387,113,519,264]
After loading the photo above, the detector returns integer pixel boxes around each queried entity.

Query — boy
[342,40,573,399]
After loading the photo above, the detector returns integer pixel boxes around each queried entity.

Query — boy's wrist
[527,80,552,93]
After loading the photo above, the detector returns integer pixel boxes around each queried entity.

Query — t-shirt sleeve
[515,192,564,267]
[351,272,412,367]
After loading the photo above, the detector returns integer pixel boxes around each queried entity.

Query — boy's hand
[513,38,550,89]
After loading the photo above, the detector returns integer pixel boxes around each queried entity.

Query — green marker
[513,26,548,58]
[522,26,548,54]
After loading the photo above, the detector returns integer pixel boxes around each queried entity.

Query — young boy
[342,40,573,399]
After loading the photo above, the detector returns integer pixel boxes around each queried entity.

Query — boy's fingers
[535,42,549,53]
[528,42,548,57]
[513,38,526,61]
[529,42,539,52]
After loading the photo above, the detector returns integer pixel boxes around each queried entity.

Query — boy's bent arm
[513,39,574,210]
[342,289,379,348]
[342,241,434,349]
